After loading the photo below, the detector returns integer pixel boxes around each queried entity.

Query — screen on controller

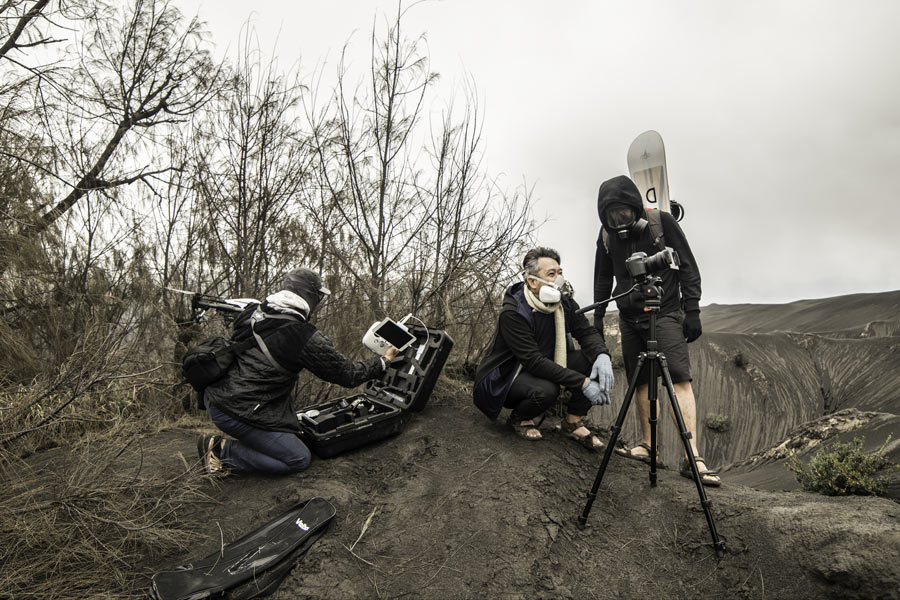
[375,320,416,348]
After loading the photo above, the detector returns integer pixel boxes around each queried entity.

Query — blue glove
[590,354,614,393]
[582,379,610,406]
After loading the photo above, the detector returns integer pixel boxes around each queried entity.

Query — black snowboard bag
[297,324,453,458]
[148,497,335,600]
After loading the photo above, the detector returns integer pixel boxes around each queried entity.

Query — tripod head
[633,273,664,312]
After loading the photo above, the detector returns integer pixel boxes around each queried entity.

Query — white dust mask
[529,275,569,304]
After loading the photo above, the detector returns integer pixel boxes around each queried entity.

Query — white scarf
[523,287,566,368]
[265,290,310,320]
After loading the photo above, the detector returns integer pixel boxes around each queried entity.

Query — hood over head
[281,267,329,314]
[597,175,645,230]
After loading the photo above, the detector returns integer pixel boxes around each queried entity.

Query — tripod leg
[577,353,647,530]
[658,358,726,557]
[646,352,658,488]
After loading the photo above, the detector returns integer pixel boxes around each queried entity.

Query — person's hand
[683,310,702,343]
[590,353,614,392]
[582,379,609,406]
[383,346,400,362]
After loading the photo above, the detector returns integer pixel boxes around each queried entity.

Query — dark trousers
[503,350,592,420]
[207,403,311,474]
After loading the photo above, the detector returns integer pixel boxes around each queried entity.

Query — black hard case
[296,324,453,458]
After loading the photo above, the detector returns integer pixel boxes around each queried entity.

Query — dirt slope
[144,398,900,599]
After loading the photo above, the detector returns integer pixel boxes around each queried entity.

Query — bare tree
[307,5,439,316]
[192,24,313,297]
[24,0,220,235]
[304,6,535,360]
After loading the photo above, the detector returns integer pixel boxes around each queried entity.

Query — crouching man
[199,268,397,474]
[473,247,614,450]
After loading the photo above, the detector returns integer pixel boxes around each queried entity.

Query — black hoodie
[593,175,701,326]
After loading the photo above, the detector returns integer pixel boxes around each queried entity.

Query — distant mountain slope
[592,290,900,471]
[701,290,900,335]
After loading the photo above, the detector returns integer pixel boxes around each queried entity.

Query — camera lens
[644,250,670,273]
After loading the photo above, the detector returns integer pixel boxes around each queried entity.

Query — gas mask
[605,204,648,240]
[528,274,573,304]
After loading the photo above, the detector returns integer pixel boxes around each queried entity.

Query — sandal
[615,442,654,464]
[680,456,721,487]
[507,416,542,441]
[559,418,604,452]
[197,434,224,474]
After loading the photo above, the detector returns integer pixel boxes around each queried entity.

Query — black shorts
[619,312,692,386]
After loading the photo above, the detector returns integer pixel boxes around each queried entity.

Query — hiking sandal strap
[689,456,718,475]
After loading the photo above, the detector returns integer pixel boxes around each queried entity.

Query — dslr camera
[625,248,680,281]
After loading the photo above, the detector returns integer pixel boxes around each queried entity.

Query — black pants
[503,350,592,420]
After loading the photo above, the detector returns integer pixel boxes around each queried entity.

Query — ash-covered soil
[10,290,899,598]
[143,396,900,599]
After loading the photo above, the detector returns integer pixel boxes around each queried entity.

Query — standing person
[198,268,398,475]
[473,247,615,450]
[593,175,720,486]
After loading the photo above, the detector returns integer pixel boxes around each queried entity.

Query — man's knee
[283,444,311,473]
[528,379,560,405]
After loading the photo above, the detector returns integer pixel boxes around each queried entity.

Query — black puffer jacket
[593,175,701,327]
[204,303,384,432]
[472,282,609,420]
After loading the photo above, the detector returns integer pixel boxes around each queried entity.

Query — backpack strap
[249,310,299,375]
[646,209,666,251]
[221,338,255,355]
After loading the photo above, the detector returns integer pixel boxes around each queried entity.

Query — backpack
[600,207,666,253]
[182,335,255,393]
[182,311,298,394]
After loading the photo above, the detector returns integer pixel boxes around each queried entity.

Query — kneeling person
[199,268,398,474]
[473,247,614,449]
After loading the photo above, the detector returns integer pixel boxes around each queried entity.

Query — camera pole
[576,276,725,558]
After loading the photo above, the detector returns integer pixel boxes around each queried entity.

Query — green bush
[705,413,731,433]
[733,352,747,368]
[787,436,898,496]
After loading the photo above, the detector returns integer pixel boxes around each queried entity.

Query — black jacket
[204,303,384,432]
[593,175,701,327]
[472,282,609,420]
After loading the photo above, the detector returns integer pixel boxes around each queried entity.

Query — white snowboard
[627,130,671,214]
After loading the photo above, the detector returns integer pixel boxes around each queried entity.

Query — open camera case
[296,324,453,458]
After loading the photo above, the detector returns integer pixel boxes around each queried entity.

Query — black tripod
[576,276,725,558]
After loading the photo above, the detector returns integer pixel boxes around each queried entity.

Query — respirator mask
[527,274,574,304]
[605,204,648,240]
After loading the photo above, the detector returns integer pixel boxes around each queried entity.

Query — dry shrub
[0,315,187,458]
[787,435,899,497]
[705,413,731,433]
[428,361,472,406]
[0,422,211,599]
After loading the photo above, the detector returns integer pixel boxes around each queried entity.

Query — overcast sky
[178,0,900,307]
